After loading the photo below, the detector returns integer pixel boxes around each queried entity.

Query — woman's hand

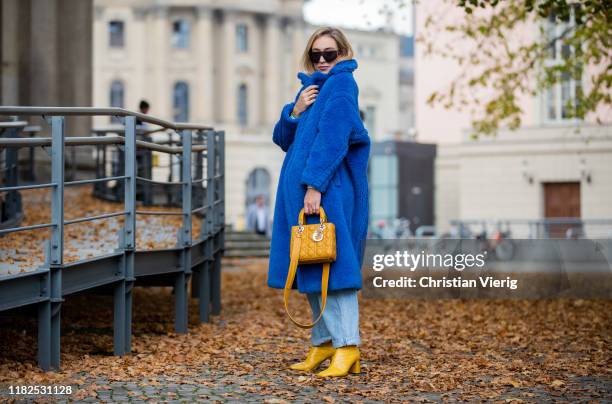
[303,188,322,215]
[293,85,319,116]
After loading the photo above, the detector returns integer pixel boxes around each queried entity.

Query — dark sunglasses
[309,49,339,64]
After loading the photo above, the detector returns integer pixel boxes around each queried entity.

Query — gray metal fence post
[203,130,216,316]
[211,131,223,315]
[124,118,136,352]
[190,130,204,297]
[37,272,51,370]
[198,257,211,323]
[38,116,64,371]
[219,131,225,253]
[113,264,126,356]
[195,131,208,322]
[114,115,136,355]
[204,130,215,241]
[175,129,192,333]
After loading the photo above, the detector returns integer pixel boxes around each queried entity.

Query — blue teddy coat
[267,58,371,294]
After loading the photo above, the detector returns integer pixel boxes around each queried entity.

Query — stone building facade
[92,0,408,229]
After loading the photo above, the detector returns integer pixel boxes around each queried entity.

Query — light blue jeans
[306,289,360,348]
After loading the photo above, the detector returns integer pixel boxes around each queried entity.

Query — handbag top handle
[297,206,327,226]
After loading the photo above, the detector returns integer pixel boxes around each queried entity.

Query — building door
[245,168,270,207]
[397,143,436,235]
[543,182,581,238]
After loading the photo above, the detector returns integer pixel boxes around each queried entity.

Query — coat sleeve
[300,93,357,193]
[273,84,309,152]
[272,100,302,152]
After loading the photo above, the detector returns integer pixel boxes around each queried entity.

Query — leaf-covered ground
[0,256,610,402]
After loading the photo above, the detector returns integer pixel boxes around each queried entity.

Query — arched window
[173,81,189,122]
[237,83,248,127]
[109,80,124,123]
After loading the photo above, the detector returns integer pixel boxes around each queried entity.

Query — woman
[267,26,371,378]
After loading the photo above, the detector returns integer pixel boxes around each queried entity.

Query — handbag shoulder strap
[283,234,330,329]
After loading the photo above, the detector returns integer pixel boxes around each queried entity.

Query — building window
[109,20,124,48]
[109,80,124,123]
[365,105,376,138]
[173,82,189,122]
[543,6,583,122]
[172,20,190,49]
[238,83,248,126]
[369,154,398,229]
[357,44,376,58]
[236,23,248,52]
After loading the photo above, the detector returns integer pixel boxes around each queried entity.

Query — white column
[195,6,214,123]
[132,7,148,111]
[263,14,282,127]
[291,18,306,83]
[92,5,105,128]
[30,0,58,106]
[152,6,169,119]
[221,10,237,126]
[249,14,261,132]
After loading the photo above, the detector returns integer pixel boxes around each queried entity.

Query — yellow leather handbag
[284,206,337,329]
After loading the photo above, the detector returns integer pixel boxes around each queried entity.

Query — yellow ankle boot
[316,346,360,377]
[290,341,336,372]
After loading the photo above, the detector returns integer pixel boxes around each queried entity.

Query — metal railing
[91,127,206,208]
[450,218,612,239]
[0,107,225,371]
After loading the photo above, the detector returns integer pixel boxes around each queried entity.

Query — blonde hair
[300,27,354,74]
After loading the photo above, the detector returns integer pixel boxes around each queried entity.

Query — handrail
[0,182,57,192]
[92,126,190,137]
[135,176,185,186]
[0,121,29,129]
[64,210,128,225]
[0,136,124,147]
[0,107,213,131]
[0,135,207,154]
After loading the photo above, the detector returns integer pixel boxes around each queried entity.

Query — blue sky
[303,0,414,36]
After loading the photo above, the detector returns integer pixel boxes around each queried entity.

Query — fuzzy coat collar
[297,58,358,87]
